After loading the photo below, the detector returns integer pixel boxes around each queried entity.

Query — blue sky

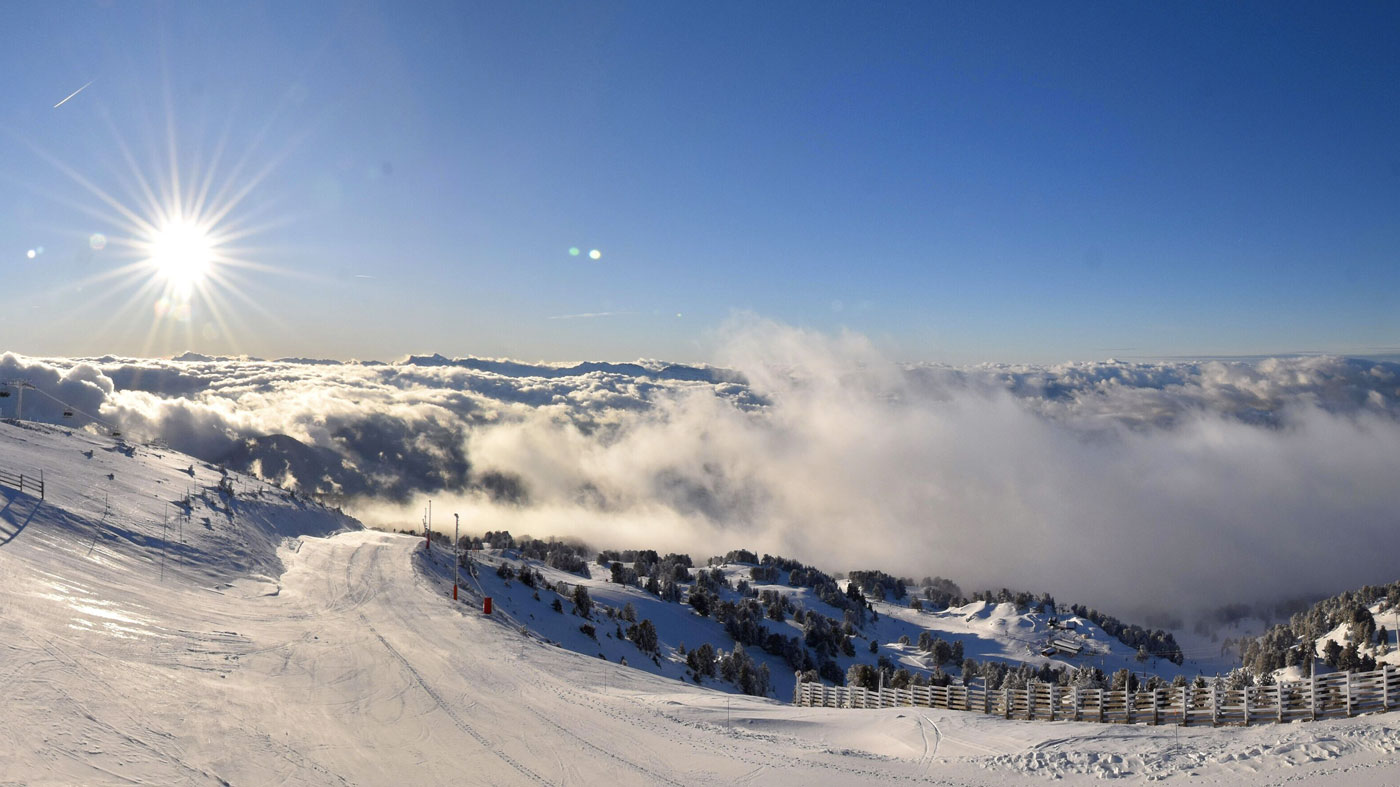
[1,1,1396,363]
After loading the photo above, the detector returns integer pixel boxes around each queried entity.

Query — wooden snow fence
[0,466,42,499]
[792,663,1400,728]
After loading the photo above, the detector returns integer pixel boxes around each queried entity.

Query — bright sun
[147,219,214,293]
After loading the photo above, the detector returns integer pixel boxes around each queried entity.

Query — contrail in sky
[53,80,94,108]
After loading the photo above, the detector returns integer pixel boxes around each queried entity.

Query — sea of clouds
[3,317,1398,616]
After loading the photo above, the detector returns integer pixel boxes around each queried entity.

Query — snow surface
[4,419,1400,785]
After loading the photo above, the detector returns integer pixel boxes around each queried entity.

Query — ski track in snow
[359,612,551,785]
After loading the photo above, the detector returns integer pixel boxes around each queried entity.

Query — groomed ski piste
[4,420,1400,786]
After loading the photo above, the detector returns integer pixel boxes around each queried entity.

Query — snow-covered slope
[0,419,356,583]
[5,420,1400,785]
[451,548,1216,706]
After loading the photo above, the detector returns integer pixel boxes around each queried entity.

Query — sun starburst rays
[28,92,308,358]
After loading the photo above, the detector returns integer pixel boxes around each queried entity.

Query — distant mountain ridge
[397,353,745,383]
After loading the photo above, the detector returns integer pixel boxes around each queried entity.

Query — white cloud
[3,322,1398,616]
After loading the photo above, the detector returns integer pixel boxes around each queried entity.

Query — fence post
[1346,672,1353,717]
[1385,665,1393,712]
[1004,687,1011,719]
[1310,673,1318,722]
[1097,689,1104,723]
[1181,684,1190,727]
[1212,683,1220,727]
[1072,687,1080,722]
[1048,684,1056,722]
[1243,686,1250,726]
[1151,689,1159,726]
[1278,683,1285,723]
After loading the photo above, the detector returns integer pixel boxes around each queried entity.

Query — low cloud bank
[3,322,1398,615]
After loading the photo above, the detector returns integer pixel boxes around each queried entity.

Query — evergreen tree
[1323,639,1343,669]
[689,590,712,617]
[1340,641,1361,672]
[1349,605,1377,645]
[627,619,659,654]
[818,659,843,684]
[1110,668,1138,692]
[687,643,717,679]
[845,663,879,690]
[572,584,593,618]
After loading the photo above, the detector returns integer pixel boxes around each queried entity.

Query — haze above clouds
[3,318,1398,616]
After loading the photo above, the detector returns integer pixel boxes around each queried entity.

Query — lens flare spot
[89,233,107,250]
[589,249,602,260]
[26,249,36,259]
[568,247,581,257]
[153,295,191,321]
